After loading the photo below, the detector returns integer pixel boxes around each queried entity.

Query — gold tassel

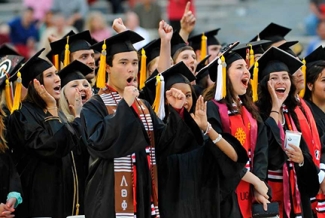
[11,71,22,113]
[5,76,13,112]
[53,54,59,70]
[75,203,79,215]
[249,44,255,69]
[252,61,259,102]
[200,33,207,61]
[299,59,306,98]
[139,48,147,90]
[96,40,107,89]
[64,36,70,67]
[152,74,161,114]
[221,55,227,98]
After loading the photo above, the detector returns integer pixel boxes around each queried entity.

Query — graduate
[202,42,270,218]
[255,47,319,218]
[49,30,96,86]
[188,28,222,62]
[7,48,84,217]
[145,60,249,218]
[58,60,94,216]
[303,46,325,217]
[81,30,206,218]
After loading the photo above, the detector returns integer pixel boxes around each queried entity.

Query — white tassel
[214,58,223,101]
[158,75,165,120]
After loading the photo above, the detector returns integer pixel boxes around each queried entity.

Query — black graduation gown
[81,94,200,218]
[205,101,268,218]
[263,116,319,218]
[305,100,325,164]
[156,101,250,218]
[8,102,82,218]
[0,151,22,204]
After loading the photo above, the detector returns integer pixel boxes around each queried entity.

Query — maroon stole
[212,100,258,218]
[99,86,159,217]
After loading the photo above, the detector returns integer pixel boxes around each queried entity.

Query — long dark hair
[304,60,325,101]
[203,61,261,121]
[255,73,300,129]
[23,73,47,109]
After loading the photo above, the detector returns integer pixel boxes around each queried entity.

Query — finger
[184,1,191,14]
[159,20,164,29]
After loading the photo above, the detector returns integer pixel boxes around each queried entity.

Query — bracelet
[204,122,212,135]
[299,161,304,167]
[46,107,57,111]
[213,133,222,144]
[44,116,60,122]
[270,110,279,114]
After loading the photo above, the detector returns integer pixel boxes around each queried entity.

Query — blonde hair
[59,86,75,122]
[85,11,108,32]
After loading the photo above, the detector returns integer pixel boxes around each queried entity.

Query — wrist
[203,122,211,135]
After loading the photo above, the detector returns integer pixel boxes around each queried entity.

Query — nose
[244,68,250,77]
[55,74,61,83]
[78,83,85,91]
[87,55,95,66]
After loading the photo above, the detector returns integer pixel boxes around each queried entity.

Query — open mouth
[241,78,249,86]
[81,92,87,101]
[127,76,134,83]
[190,66,195,72]
[54,85,61,92]
[275,87,286,93]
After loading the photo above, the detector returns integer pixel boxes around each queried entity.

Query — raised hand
[69,88,83,118]
[123,86,139,107]
[33,79,56,108]
[267,80,287,111]
[166,88,186,109]
[191,95,208,131]
[112,18,127,33]
[158,20,173,42]
[180,1,196,34]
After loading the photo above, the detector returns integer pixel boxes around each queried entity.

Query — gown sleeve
[8,104,79,159]
[206,101,248,177]
[252,121,269,181]
[80,95,149,159]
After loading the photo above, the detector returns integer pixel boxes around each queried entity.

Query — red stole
[295,98,321,166]
[213,100,258,218]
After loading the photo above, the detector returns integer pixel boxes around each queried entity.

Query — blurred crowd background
[0,0,320,59]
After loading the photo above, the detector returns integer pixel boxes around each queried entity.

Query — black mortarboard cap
[91,30,144,58]
[171,31,187,58]
[0,55,25,87]
[250,23,291,43]
[231,40,272,62]
[50,30,92,59]
[188,28,221,51]
[0,44,20,57]
[196,54,211,73]
[145,61,196,95]
[249,46,303,82]
[200,41,239,82]
[305,46,325,65]
[278,40,299,56]
[139,39,161,65]
[59,60,93,87]
[20,48,53,87]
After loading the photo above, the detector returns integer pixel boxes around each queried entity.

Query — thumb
[159,20,164,29]
[184,1,190,13]
[190,113,195,119]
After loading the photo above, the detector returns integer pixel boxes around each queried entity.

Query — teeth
[276,88,285,91]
